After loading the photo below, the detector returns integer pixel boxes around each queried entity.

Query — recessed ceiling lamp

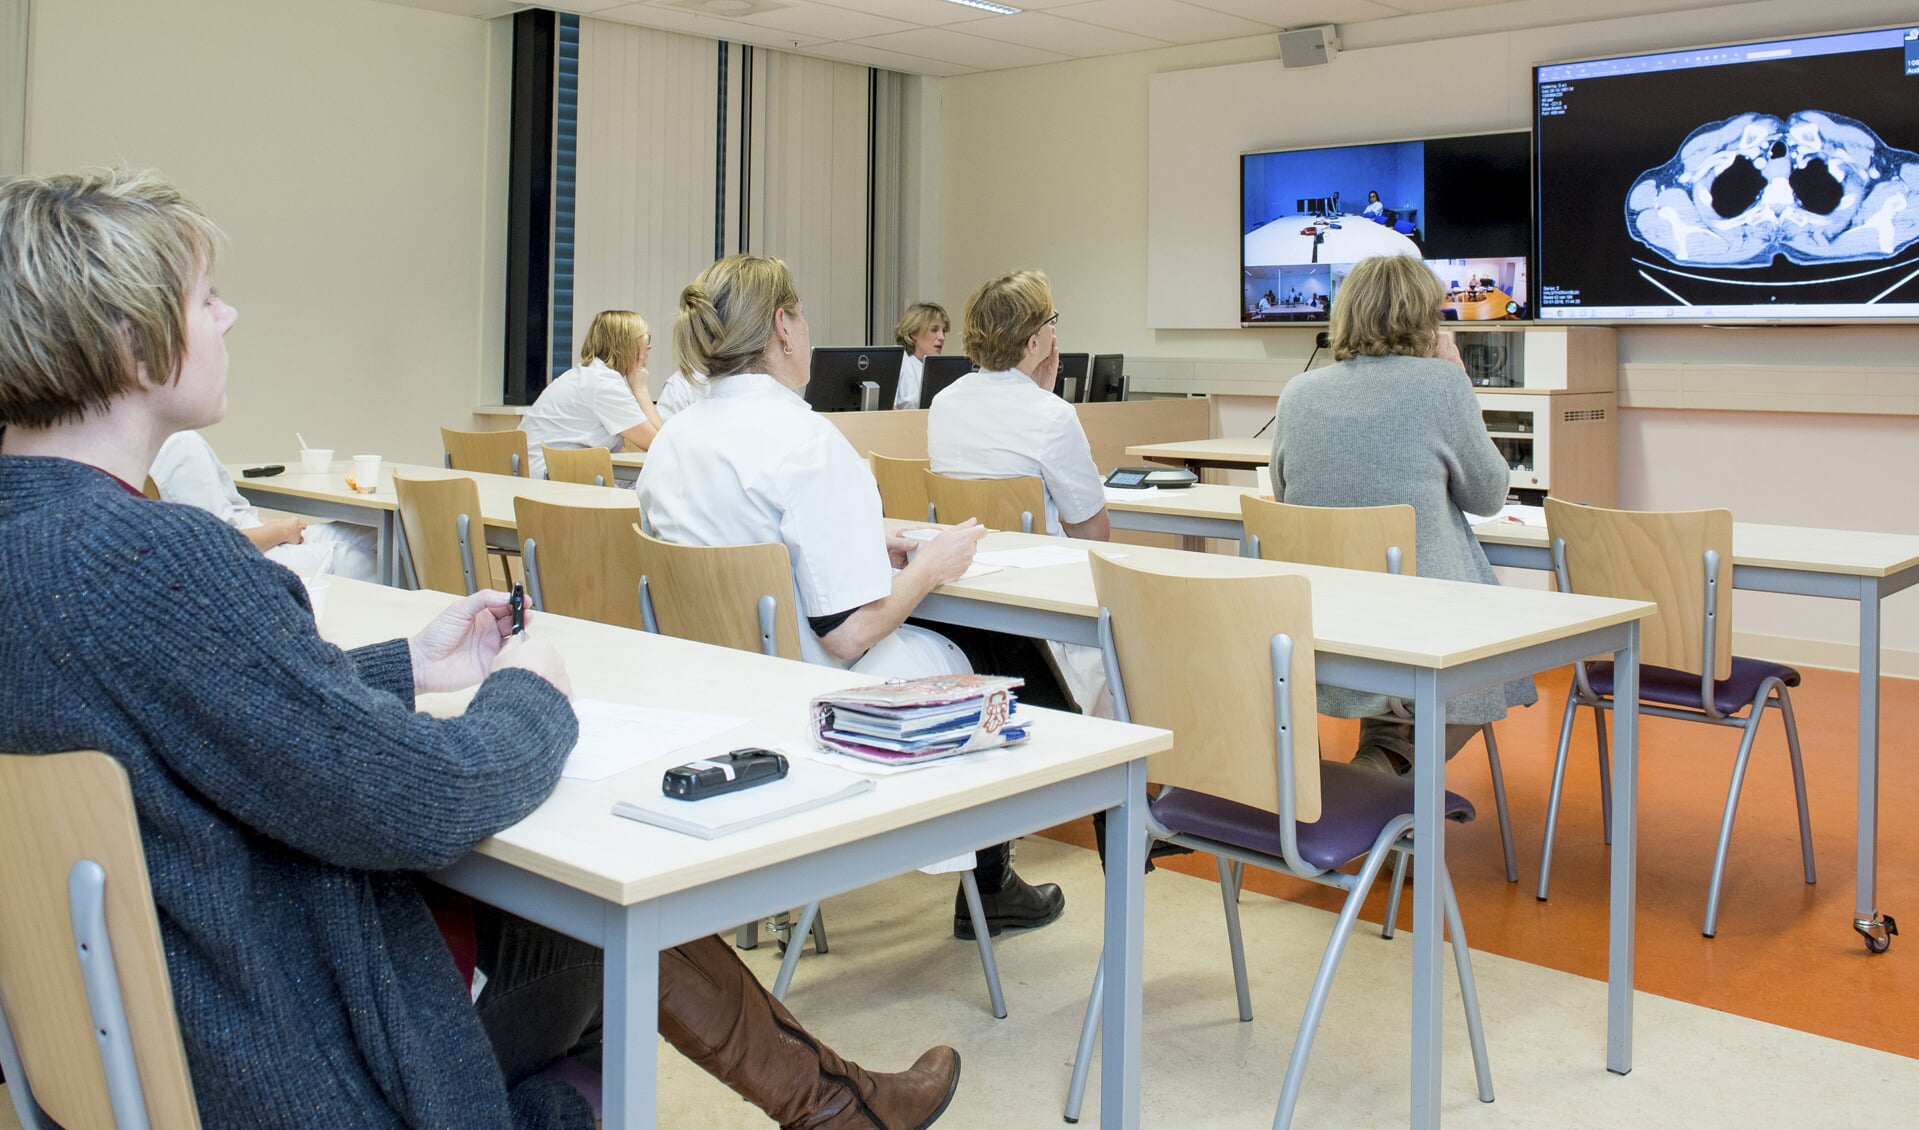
[655,0,790,17]
[941,0,1023,14]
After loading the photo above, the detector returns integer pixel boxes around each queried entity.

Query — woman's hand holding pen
[914,519,988,586]
[408,589,569,698]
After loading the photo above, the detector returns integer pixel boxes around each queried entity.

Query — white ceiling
[379,0,1749,77]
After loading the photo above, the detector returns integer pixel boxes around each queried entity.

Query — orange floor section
[1038,665,1919,1059]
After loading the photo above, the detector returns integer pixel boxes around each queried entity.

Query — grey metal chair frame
[1536,538,1816,937]
[1243,528,1519,907]
[1062,610,1493,1129]
[636,571,1008,1018]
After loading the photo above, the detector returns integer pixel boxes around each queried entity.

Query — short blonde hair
[580,309,650,374]
[893,302,949,350]
[1329,255,1443,362]
[674,255,801,381]
[0,168,223,429]
[961,271,1051,372]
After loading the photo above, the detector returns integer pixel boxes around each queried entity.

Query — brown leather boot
[658,935,961,1129]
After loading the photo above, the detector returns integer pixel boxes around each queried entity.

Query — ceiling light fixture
[940,0,1022,14]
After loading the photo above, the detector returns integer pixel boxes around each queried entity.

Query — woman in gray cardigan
[0,169,957,1130]
[1268,254,1537,774]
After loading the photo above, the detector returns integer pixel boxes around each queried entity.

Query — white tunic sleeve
[150,431,261,529]
[778,430,894,619]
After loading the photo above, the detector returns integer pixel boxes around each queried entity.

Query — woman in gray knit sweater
[1269,254,1537,774]
[0,170,957,1129]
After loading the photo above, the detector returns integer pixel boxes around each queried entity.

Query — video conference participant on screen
[0,169,965,1130]
[518,309,664,479]
[892,300,949,410]
[1268,255,1537,775]
[1363,189,1385,219]
[636,254,1065,943]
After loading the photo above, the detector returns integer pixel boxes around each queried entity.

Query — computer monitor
[1054,353,1091,402]
[1085,354,1125,403]
[804,347,903,413]
[918,355,977,407]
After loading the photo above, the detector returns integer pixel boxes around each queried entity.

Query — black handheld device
[241,465,285,478]
[662,748,789,801]
[509,583,525,637]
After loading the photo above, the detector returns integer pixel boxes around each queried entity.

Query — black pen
[509,583,525,638]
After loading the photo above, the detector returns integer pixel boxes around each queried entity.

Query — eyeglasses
[1040,311,1060,329]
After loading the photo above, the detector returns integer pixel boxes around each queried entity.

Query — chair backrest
[1240,496,1417,576]
[0,751,201,1129]
[392,472,483,595]
[1088,552,1321,823]
[514,497,646,630]
[923,470,1044,534]
[632,526,803,660]
[1543,497,1732,680]
[140,477,162,501]
[540,445,615,487]
[441,427,527,478]
[870,454,932,522]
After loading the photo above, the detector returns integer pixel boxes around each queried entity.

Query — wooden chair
[441,427,527,478]
[869,454,931,522]
[1238,495,1517,901]
[541,445,616,487]
[1063,553,1492,1128]
[392,472,484,595]
[0,751,201,1129]
[140,476,162,501]
[514,497,646,630]
[1539,498,1815,937]
[923,470,1043,534]
[631,526,1007,1016]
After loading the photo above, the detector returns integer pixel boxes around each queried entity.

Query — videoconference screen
[1535,26,1919,322]
[1240,131,1532,325]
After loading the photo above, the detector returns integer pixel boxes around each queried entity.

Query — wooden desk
[1126,436,1269,471]
[232,461,634,587]
[319,579,1169,1129]
[608,450,645,486]
[1103,483,1258,542]
[895,521,1654,1125]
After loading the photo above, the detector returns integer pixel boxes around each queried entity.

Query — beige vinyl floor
[6,834,1913,1129]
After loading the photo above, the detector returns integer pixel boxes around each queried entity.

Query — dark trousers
[473,902,604,1086]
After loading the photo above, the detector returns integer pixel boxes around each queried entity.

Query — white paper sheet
[1469,503,1547,527]
[561,699,750,781]
[973,545,1091,569]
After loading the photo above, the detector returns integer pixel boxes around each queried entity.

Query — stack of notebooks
[811,674,1030,766]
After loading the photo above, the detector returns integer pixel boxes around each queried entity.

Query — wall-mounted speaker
[1277,25,1339,69]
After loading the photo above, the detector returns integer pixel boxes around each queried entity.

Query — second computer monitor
[804,346,904,413]
[918,355,978,407]
[1085,354,1125,403]
[1054,353,1090,403]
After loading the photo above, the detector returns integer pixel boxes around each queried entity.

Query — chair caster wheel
[1854,913,1898,954]
[767,910,795,952]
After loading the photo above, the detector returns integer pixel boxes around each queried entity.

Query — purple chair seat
[1151,761,1475,873]
[1586,657,1800,717]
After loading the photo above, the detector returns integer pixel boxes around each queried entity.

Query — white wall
[26,0,507,467]
[938,1,1919,672]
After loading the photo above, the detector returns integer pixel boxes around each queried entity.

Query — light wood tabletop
[319,577,1168,905]
[231,460,637,529]
[1125,436,1270,469]
[900,521,1653,670]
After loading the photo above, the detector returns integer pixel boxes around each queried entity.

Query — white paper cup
[300,448,333,474]
[303,576,331,624]
[351,454,382,493]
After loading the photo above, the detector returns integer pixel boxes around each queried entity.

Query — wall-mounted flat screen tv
[1534,25,1919,322]
[1240,130,1532,326]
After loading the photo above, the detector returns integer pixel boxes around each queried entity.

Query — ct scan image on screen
[1241,131,1532,324]
[1535,25,1919,322]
